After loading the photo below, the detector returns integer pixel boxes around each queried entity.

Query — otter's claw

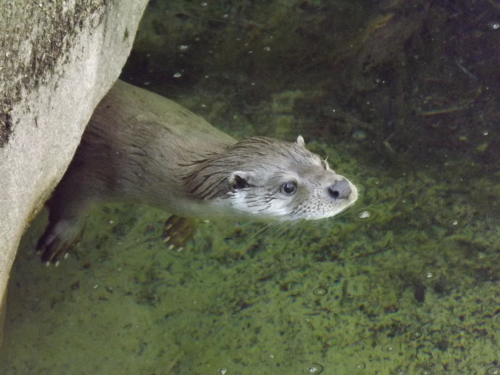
[163,216,198,251]
[36,220,84,264]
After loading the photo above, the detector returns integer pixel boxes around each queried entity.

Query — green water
[2,0,500,374]
[2,142,499,374]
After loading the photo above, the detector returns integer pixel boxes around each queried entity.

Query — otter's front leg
[37,174,94,264]
[37,214,86,265]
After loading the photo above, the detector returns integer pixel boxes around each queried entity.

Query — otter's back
[74,80,236,208]
[93,80,236,153]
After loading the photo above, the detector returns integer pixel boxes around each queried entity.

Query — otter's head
[184,136,358,221]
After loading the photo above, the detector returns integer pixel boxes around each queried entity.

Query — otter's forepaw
[36,221,84,265]
[163,216,198,252]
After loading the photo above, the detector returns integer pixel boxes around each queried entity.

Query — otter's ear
[228,171,256,190]
[296,135,305,147]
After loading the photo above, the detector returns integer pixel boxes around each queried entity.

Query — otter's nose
[328,179,351,200]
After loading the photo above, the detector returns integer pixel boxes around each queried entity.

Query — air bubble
[486,366,500,375]
[423,271,435,279]
[354,208,378,222]
[359,210,370,219]
[313,287,327,296]
[391,367,406,375]
[384,343,398,354]
[352,362,366,372]
[410,330,423,340]
[306,363,324,374]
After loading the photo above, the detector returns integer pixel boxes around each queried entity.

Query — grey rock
[0,0,148,343]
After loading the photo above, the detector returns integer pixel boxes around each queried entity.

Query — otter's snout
[328,179,352,200]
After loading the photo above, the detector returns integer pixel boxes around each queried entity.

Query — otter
[37,80,358,264]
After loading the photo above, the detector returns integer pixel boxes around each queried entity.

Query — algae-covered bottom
[1,144,500,375]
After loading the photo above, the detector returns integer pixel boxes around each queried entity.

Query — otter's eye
[281,181,297,195]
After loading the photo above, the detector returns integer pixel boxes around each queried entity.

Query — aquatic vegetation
[3,0,500,373]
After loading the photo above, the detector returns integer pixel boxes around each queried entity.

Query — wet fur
[38,80,357,262]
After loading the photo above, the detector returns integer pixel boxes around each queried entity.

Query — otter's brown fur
[37,80,358,263]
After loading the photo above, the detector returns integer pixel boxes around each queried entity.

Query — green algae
[2,0,500,373]
[1,131,500,373]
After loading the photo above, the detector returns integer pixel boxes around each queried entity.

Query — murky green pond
[2,1,500,374]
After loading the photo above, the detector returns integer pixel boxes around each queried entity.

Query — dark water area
[2,1,500,374]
